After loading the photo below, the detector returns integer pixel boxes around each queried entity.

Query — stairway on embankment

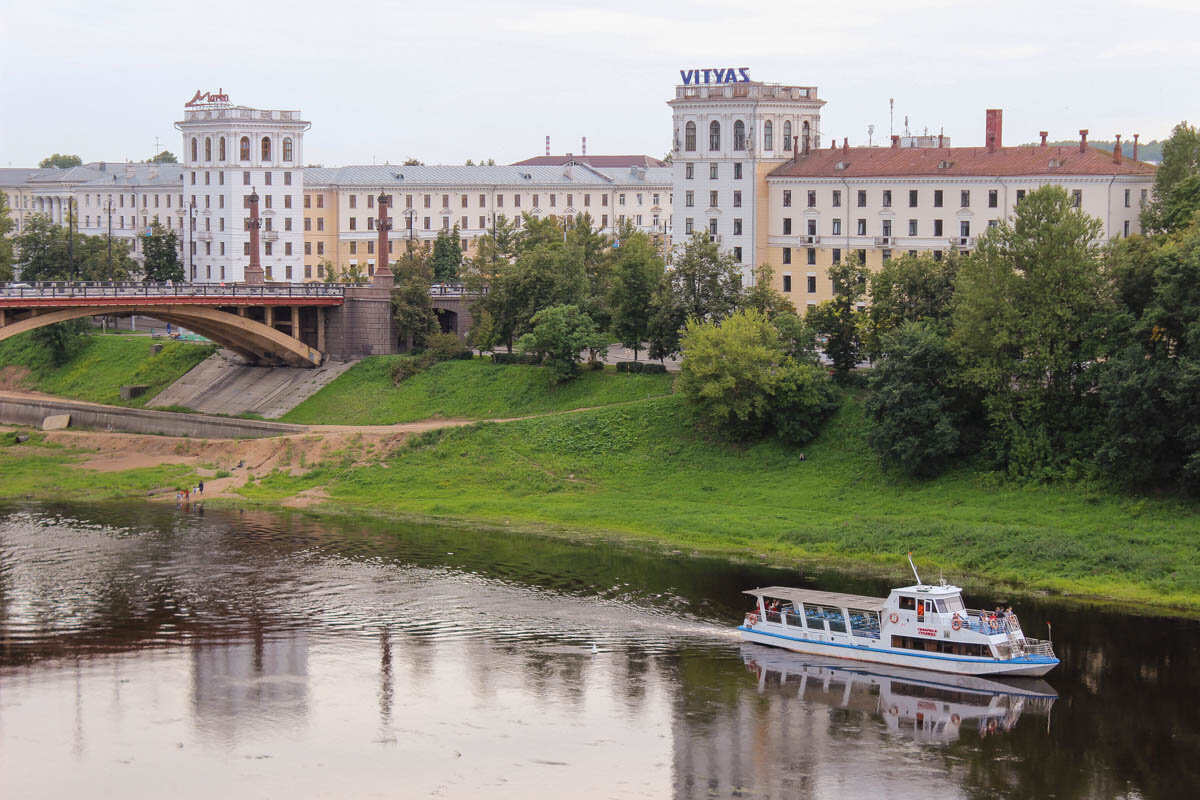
[149,349,356,419]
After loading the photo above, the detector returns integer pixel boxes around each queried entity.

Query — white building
[668,74,825,282]
[175,91,309,282]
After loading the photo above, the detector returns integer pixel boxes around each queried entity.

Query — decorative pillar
[244,188,265,285]
[373,192,395,289]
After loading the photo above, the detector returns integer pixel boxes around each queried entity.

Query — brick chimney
[985,109,1002,153]
[244,189,264,285]
[1133,134,1140,162]
[1040,131,1048,147]
[937,133,944,148]
[1079,129,1089,153]
[545,135,550,156]
[891,135,900,149]
[842,137,849,156]
[373,192,394,288]
[582,136,587,156]
[1113,134,1122,164]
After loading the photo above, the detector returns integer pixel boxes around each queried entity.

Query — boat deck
[745,586,888,612]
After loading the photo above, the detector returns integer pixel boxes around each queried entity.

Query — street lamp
[187,199,197,283]
[105,198,113,281]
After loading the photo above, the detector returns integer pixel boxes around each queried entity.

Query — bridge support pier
[317,308,326,353]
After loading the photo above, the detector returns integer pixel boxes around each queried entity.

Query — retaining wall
[0,396,306,439]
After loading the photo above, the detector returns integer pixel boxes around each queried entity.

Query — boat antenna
[907,552,923,586]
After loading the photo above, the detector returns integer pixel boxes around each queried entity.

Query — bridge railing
[429,283,487,297]
[0,281,347,299]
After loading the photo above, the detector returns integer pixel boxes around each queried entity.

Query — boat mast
[907,552,923,586]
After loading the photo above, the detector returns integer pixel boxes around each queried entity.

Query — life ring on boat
[746,613,758,626]
[951,713,961,725]
[888,705,898,716]
[889,613,899,624]
[952,617,963,631]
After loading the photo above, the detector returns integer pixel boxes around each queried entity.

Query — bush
[628,361,645,373]
[772,362,841,445]
[425,332,469,361]
[615,361,629,372]
[491,352,542,365]
[642,363,668,374]
[589,360,605,371]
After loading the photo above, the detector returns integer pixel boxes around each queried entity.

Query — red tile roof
[769,144,1155,179]
[512,154,667,168]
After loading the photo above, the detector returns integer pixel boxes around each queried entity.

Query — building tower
[175,90,310,283]
[669,74,825,282]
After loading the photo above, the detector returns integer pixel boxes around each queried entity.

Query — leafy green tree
[568,213,614,332]
[865,252,959,360]
[14,214,134,281]
[430,225,463,282]
[646,275,686,361]
[0,194,14,281]
[402,158,424,166]
[1142,122,1200,233]
[952,185,1113,473]
[742,263,796,319]
[805,254,868,374]
[517,304,606,382]
[866,321,972,478]
[141,222,183,282]
[771,361,840,446]
[148,150,178,164]
[772,312,821,366]
[508,242,587,335]
[464,158,496,166]
[39,154,82,169]
[390,253,437,350]
[607,231,664,360]
[671,232,743,321]
[31,319,91,365]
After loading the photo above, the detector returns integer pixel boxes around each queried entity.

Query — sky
[1,0,1195,168]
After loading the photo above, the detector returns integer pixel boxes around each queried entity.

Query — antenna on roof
[867,124,874,147]
[907,552,923,586]
[889,98,894,138]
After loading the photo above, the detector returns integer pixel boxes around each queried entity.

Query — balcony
[802,234,820,245]
[950,236,974,248]
[875,236,893,246]
[263,231,279,242]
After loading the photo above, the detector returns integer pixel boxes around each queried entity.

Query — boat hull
[738,626,1058,677]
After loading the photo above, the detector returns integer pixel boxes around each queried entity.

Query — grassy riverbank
[281,357,676,424]
[0,333,215,406]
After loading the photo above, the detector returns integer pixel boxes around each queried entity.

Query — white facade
[668,79,825,281]
[176,95,309,282]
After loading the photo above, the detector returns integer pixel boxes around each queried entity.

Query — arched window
[709,120,721,151]
[802,121,811,150]
[190,137,198,161]
[239,136,250,161]
[783,121,792,151]
[733,120,746,151]
[204,137,212,161]
[684,121,696,152]
[764,120,773,151]
[283,137,293,162]
[219,137,226,161]
[261,137,272,161]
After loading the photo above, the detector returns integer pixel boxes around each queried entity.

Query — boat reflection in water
[741,644,1057,744]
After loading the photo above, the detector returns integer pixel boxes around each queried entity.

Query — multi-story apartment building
[764,110,1155,307]
[668,75,825,282]
[300,164,671,280]
[175,91,309,282]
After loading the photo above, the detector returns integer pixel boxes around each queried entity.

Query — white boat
[738,561,1058,677]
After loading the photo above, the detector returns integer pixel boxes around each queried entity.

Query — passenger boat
[738,559,1058,677]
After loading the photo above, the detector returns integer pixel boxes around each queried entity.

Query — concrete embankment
[0,392,305,438]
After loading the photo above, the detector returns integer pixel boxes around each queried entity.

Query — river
[0,501,1196,799]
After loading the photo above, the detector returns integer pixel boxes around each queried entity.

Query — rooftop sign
[185,89,230,107]
[680,68,749,85]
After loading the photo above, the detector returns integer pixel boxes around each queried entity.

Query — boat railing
[765,611,782,624]
[964,609,1022,635]
[1021,638,1055,657]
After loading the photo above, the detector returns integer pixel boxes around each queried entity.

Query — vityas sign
[680,68,750,85]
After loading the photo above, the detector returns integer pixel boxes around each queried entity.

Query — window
[857,248,867,264]
[807,219,817,236]
[908,219,917,236]
[495,194,502,208]
[305,241,312,255]
[733,120,746,150]
[782,273,791,291]
[1124,220,1130,237]
[883,189,894,208]
[807,248,816,265]
[204,137,212,161]
[304,217,311,231]
[219,137,226,160]
[367,241,375,254]
[933,190,943,208]
[807,275,817,293]
[764,120,773,151]
[685,218,694,234]
[783,190,792,208]
[461,194,469,208]
[264,195,272,209]
[443,194,450,208]
[350,242,357,254]
[264,242,273,256]
[709,120,721,150]
[988,189,998,208]
[832,190,841,207]
[709,190,718,207]
[283,138,293,161]
[783,120,792,151]
[424,217,430,230]
[264,172,272,186]
[733,162,742,179]
[479,216,486,228]
[807,190,816,208]
[909,189,918,207]
[304,195,311,209]
[881,219,891,237]
[285,243,292,257]
[317,218,324,231]
[960,221,971,237]
[191,137,198,161]
[709,162,718,180]
[1016,189,1026,203]
[317,242,325,256]
[443,217,450,230]
[708,218,718,235]
[832,219,841,235]
[733,246,742,262]
[261,137,272,161]
[350,217,357,230]
[882,249,892,262]
[350,195,357,209]
[933,219,943,236]
[733,218,742,235]
[243,242,250,256]
[461,215,468,229]
[685,121,696,151]
[243,171,250,185]
[857,219,866,235]
[783,247,791,264]
[1073,189,1082,207]
[783,218,792,235]
[581,194,588,207]
[732,191,741,207]
[961,189,970,208]
[1141,189,1148,207]
[367,216,374,230]
[857,190,867,207]
[685,190,694,208]
[685,163,694,180]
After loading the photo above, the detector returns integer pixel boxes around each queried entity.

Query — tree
[771,312,821,366]
[31,319,91,365]
[866,321,972,478]
[952,185,1113,474]
[1142,122,1200,233]
[465,158,496,166]
[14,214,135,281]
[430,225,463,282]
[391,253,438,350]
[806,254,868,374]
[671,232,743,321]
[0,194,14,281]
[741,263,796,319]
[402,158,424,166]
[517,304,606,382]
[608,231,664,360]
[865,252,959,360]
[148,150,178,164]
[39,154,82,169]
[141,222,183,282]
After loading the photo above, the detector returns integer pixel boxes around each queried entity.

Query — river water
[0,501,1195,799]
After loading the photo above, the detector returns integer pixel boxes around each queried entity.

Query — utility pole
[67,197,75,280]
[106,198,113,281]
[188,198,196,282]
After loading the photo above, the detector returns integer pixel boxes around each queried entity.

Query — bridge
[0,281,483,367]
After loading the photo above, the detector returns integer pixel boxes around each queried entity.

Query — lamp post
[67,197,75,281]
[105,198,113,281]
[187,199,197,282]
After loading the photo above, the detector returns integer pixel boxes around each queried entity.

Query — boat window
[785,608,805,627]
[898,596,916,610]
[763,596,788,623]
[848,609,881,639]
[822,606,847,633]
[935,600,948,614]
[943,595,965,612]
[890,635,989,658]
[803,604,825,630]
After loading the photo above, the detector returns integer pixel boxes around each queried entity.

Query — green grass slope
[246,394,1200,610]
[281,357,676,425]
[0,333,215,407]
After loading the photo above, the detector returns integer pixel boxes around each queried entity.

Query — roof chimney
[1113,134,1122,164]
[842,138,849,156]
[582,136,587,156]
[937,133,944,148]
[1079,129,1088,153]
[1040,131,1048,147]
[545,135,550,156]
[985,109,1002,153]
[1133,134,1140,162]
[890,135,900,149]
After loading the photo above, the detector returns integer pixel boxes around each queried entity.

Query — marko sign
[185,89,230,107]
[680,67,750,85]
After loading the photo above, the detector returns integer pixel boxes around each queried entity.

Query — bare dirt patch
[0,366,32,392]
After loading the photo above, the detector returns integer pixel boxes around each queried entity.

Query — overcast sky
[1,0,1194,168]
